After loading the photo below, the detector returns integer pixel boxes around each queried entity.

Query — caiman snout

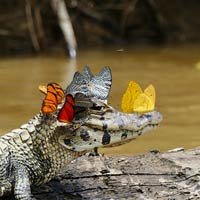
[135,111,163,129]
[85,109,162,132]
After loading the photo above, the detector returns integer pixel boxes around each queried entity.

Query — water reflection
[0,45,200,155]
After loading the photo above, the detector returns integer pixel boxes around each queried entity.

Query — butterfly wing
[66,65,95,96]
[50,82,65,104]
[42,83,58,114]
[41,82,64,114]
[65,66,112,100]
[144,84,155,110]
[133,84,155,113]
[58,94,75,122]
[66,72,90,96]
[89,66,112,99]
[39,85,47,95]
[121,81,142,113]
[42,94,57,113]
[82,65,94,80]
[133,93,152,113]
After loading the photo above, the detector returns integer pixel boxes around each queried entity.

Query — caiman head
[58,104,162,152]
[55,66,163,152]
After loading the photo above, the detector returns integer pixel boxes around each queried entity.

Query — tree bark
[5,147,200,199]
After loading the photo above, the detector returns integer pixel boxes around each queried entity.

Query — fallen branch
[5,147,200,200]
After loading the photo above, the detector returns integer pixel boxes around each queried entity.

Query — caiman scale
[0,67,162,200]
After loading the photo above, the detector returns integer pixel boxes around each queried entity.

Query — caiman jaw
[58,108,163,152]
[86,110,162,132]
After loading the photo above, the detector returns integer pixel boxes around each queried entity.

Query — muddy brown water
[0,45,200,155]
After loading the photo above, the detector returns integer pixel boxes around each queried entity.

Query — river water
[0,45,200,155]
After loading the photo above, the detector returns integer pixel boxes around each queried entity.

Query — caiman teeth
[149,123,159,127]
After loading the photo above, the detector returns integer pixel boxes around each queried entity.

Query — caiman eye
[91,104,103,111]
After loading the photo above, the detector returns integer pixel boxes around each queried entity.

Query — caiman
[0,66,162,200]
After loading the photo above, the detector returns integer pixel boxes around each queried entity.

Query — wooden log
[4,147,200,199]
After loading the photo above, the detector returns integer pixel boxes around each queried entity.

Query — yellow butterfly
[121,81,155,113]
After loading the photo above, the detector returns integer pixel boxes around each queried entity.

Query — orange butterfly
[58,94,75,123]
[41,83,64,114]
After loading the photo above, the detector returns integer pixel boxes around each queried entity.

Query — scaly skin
[0,112,84,200]
[0,104,162,200]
